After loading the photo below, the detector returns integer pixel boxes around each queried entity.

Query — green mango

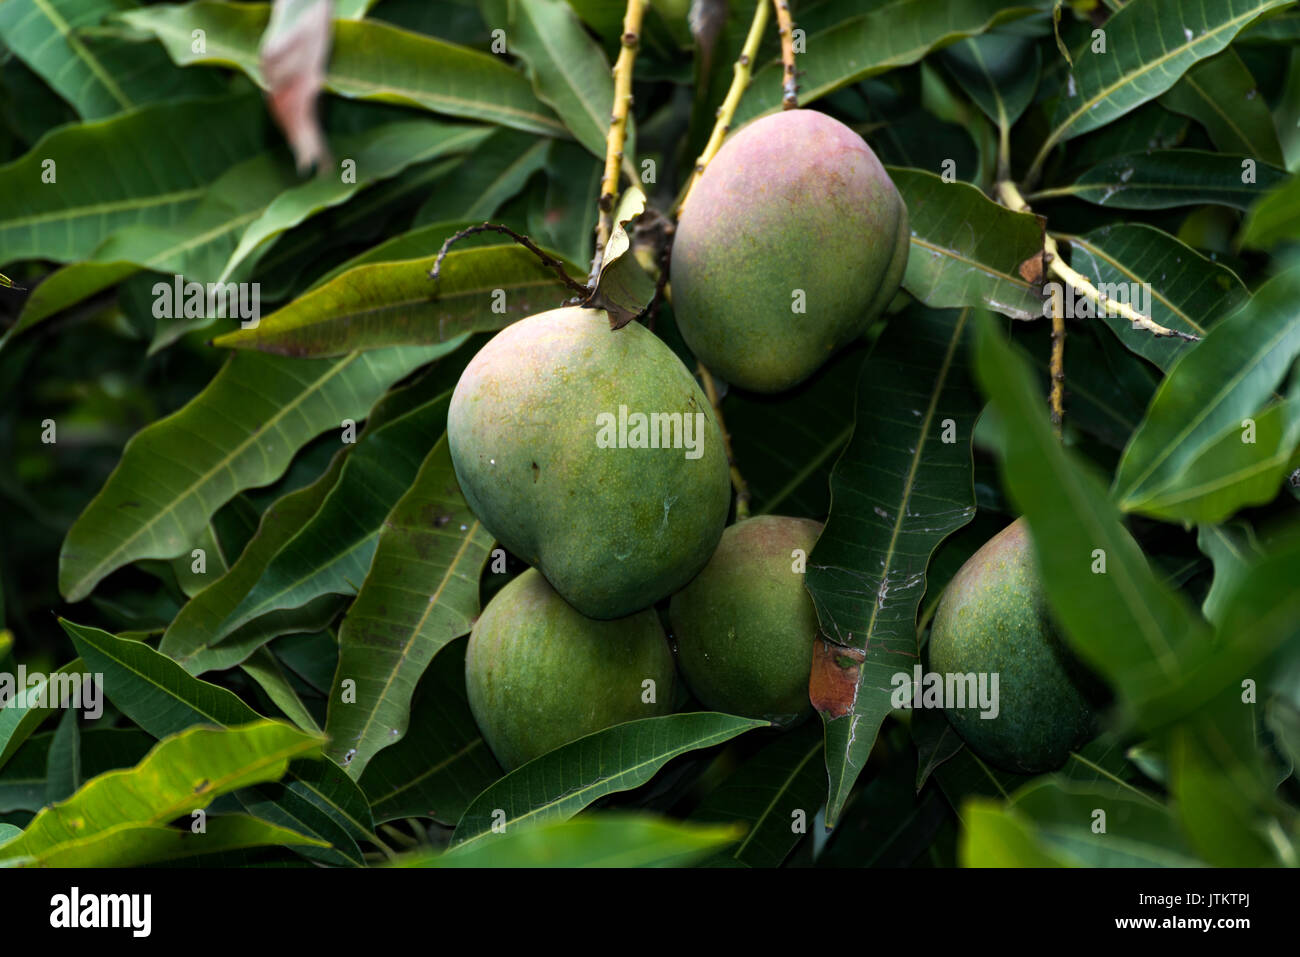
[669,515,823,726]
[465,568,677,770]
[670,109,908,393]
[448,306,731,619]
[927,518,1103,774]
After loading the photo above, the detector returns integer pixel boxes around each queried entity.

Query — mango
[448,306,731,619]
[669,516,823,726]
[670,109,909,393]
[465,568,676,770]
[927,518,1103,774]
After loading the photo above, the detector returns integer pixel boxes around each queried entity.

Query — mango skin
[927,518,1102,774]
[670,109,909,393]
[448,307,731,619]
[465,569,676,770]
[669,516,823,726]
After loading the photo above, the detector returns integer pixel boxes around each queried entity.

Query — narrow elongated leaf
[1044,150,1287,210]
[1035,0,1291,167]
[327,435,494,776]
[414,130,549,226]
[1240,173,1300,250]
[0,0,223,119]
[1160,49,1286,166]
[941,33,1041,133]
[59,345,443,602]
[60,620,376,866]
[213,245,582,357]
[1114,267,1300,514]
[404,814,743,868]
[890,169,1044,321]
[359,638,502,825]
[733,0,1041,125]
[16,814,326,868]
[0,660,87,771]
[0,720,322,866]
[44,709,81,805]
[160,450,348,672]
[509,0,620,159]
[973,316,1214,730]
[1063,223,1248,371]
[1196,521,1264,627]
[805,306,980,826]
[218,394,455,642]
[0,93,265,264]
[118,1,568,137]
[687,723,825,868]
[450,713,767,848]
[217,120,492,283]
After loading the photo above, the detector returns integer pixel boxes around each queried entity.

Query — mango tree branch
[428,222,589,299]
[772,0,798,110]
[591,0,646,286]
[676,0,769,216]
[697,363,751,521]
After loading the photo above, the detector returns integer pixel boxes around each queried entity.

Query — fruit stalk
[996,179,1198,435]
[591,0,647,286]
[677,0,769,215]
[772,0,798,110]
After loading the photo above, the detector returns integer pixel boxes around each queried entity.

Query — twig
[677,0,770,215]
[590,0,647,287]
[772,0,798,110]
[697,363,751,520]
[428,222,587,299]
[0,273,23,290]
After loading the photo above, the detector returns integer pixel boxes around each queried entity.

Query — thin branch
[0,273,23,290]
[676,0,770,216]
[772,0,798,110]
[427,222,588,298]
[590,0,647,286]
[697,363,751,520]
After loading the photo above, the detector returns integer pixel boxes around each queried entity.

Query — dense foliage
[0,0,1298,868]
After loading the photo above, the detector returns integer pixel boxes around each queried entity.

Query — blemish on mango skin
[810,638,864,718]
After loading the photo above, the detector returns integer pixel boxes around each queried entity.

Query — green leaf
[1039,150,1288,210]
[941,32,1041,134]
[326,434,494,776]
[59,345,443,602]
[1062,223,1247,371]
[216,394,455,644]
[0,659,87,771]
[0,720,323,867]
[401,813,743,868]
[890,169,1044,321]
[1240,172,1300,250]
[240,646,321,733]
[509,0,621,160]
[212,245,581,357]
[413,129,550,226]
[359,638,502,825]
[805,306,980,826]
[973,314,1215,730]
[0,93,266,265]
[1159,49,1286,166]
[732,0,1042,126]
[1114,267,1300,517]
[0,0,223,119]
[1031,0,1292,175]
[957,798,1072,866]
[450,713,767,849]
[687,723,825,867]
[990,779,1199,867]
[60,620,377,866]
[1,729,154,814]
[1196,521,1264,627]
[118,1,568,138]
[44,709,81,806]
